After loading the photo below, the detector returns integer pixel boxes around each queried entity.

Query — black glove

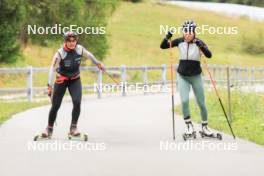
[194,39,204,48]
[166,31,173,40]
[47,84,52,97]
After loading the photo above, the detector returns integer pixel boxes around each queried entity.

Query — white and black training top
[160,37,212,76]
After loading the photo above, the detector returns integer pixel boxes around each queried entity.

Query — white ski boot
[182,122,196,141]
[199,124,222,140]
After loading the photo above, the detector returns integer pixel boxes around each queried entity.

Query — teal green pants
[177,73,208,123]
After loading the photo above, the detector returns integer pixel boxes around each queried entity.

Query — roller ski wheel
[199,131,222,140]
[68,124,88,141]
[33,126,53,141]
[182,131,196,141]
[217,133,222,140]
[68,133,88,141]
[33,134,52,141]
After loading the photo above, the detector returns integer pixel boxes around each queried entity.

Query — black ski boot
[68,124,88,141]
[34,126,53,141]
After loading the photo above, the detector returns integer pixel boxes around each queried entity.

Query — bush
[0,0,118,64]
[0,0,24,63]
[21,0,119,61]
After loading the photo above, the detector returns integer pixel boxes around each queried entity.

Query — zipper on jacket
[186,43,189,60]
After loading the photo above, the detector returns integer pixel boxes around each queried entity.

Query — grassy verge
[106,1,264,67]
[1,1,264,68]
[0,101,49,125]
[1,1,264,127]
[176,90,264,145]
[1,1,264,89]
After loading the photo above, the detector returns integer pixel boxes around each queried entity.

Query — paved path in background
[0,94,264,176]
[166,0,264,22]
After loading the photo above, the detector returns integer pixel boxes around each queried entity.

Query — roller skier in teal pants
[160,20,221,140]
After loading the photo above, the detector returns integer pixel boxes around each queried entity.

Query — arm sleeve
[48,52,60,86]
[160,38,182,49]
[198,40,212,58]
[81,47,100,65]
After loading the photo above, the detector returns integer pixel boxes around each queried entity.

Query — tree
[0,0,24,63]
[21,0,118,61]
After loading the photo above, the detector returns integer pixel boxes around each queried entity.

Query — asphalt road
[0,94,263,176]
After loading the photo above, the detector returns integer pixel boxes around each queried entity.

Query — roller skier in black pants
[39,31,104,140]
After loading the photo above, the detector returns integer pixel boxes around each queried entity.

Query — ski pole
[169,39,176,140]
[103,68,126,95]
[97,67,126,94]
[101,68,120,85]
[203,59,236,139]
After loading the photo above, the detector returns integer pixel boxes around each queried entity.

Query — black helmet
[182,20,197,33]
[64,31,78,41]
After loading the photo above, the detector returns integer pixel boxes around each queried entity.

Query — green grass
[0,101,48,124]
[176,90,264,145]
[106,2,264,67]
[1,1,264,88]
[1,1,264,128]
[0,1,263,68]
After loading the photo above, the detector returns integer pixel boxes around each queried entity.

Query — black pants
[48,78,82,127]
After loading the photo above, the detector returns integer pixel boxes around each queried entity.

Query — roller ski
[33,126,53,141]
[182,122,197,141]
[199,124,222,140]
[68,124,88,141]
